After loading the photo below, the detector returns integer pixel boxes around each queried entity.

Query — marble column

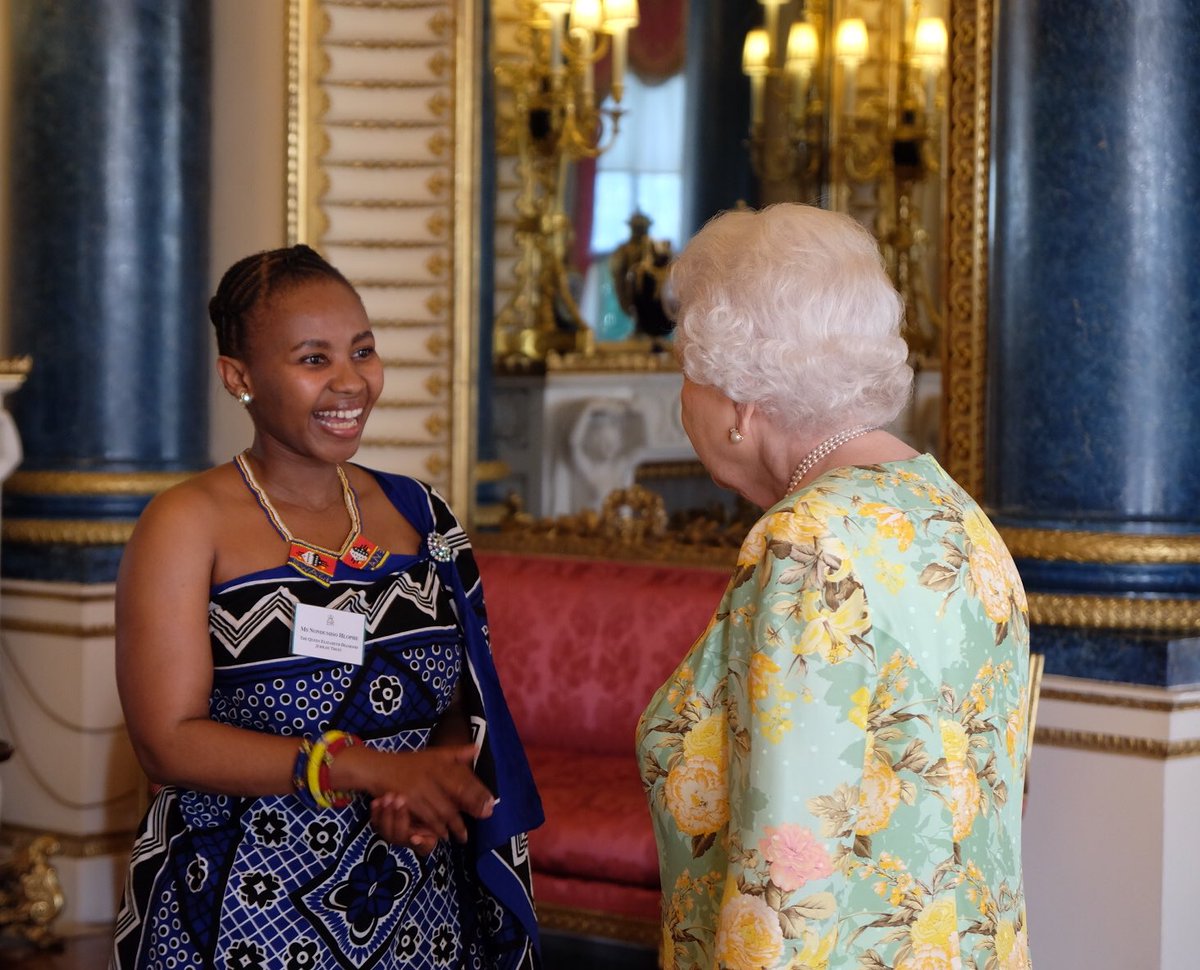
[682,0,756,235]
[989,2,1200,967]
[0,0,211,927]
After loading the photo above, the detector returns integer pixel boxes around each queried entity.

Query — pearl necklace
[784,425,877,497]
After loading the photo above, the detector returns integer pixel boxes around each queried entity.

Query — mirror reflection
[487,0,949,523]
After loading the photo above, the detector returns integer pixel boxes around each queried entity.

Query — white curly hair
[670,203,914,435]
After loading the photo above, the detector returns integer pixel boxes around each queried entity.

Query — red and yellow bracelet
[294,729,361,809]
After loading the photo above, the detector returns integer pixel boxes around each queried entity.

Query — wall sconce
[494,0,640,365]
[743,0,948,361]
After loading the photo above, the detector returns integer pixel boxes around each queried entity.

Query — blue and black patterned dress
[111,472,542,970]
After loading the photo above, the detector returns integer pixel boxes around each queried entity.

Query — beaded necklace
[234,452,390,585]
[784,425,877,498]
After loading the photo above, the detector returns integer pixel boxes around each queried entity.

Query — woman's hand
[338,743,496,847]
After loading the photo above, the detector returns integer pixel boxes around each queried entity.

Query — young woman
[112,245,542,970]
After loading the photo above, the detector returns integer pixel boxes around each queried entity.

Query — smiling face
[230,277,383,465]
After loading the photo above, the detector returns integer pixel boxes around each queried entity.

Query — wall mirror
[287,0,991,525]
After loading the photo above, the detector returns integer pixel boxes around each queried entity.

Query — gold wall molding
[1039,686,1200,713]
[4,470,190,496]
[1,519,136,546]
[1,825,133,860]
[0,617,116,638]
[543,350,680,373]
[1028,592,1200,634]
[635,460,708,482]
[474,530,736,571]
[943,0,991,498]
[1034,727,1200,760]
[1000,526,1200,564]
[536,901,658,948]
[0,582,116,602]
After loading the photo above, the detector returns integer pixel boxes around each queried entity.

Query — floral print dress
[637,456,1032,970]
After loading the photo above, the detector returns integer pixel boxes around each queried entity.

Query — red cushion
[526,747,660,889]
[477,552,728,756]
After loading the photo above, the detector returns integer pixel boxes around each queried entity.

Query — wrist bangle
[302,729,361,810]
[292,739,319,810]
[319,732,359,809]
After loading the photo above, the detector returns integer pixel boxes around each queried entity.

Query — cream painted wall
[207,0,287,466]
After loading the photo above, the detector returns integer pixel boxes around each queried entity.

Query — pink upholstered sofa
[474,545,730,944]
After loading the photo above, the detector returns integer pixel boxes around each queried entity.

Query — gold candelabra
[743,0,948,360]
[493,0,640,365]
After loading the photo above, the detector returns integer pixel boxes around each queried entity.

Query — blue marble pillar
[682,0,757,234]
[2,0,212,582]
[989,0,1200,684]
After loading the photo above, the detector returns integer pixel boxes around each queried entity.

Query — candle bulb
[604,0,639,105]
[540,1,571,73]
[912,17,948,115]
[786,21,818,121]
[742,29,770,126]
[835,18,868,116]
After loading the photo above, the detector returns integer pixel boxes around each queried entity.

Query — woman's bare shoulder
[133,463,246,540]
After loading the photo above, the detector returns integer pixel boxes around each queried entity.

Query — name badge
[291,602,366,666]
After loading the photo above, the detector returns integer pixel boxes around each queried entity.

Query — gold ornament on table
[494,0,641,367]
[0,832,64,949]
[609,211,675,350]
[742,0,948,361]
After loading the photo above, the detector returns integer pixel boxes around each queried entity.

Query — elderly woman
[637,205,1032,970]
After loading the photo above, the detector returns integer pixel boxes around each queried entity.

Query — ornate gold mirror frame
[286,0,991,523]
[942,0,991,499]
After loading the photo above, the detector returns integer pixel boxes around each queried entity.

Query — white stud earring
[728,427,743,443]
[238,391,253,406]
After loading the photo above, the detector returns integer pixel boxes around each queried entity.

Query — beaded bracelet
[293,730,360,810]
[316,732,359,809]
[291,739,320,810]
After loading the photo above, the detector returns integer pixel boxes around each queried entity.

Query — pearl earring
[728,427,743,443]
[238,391,253,406]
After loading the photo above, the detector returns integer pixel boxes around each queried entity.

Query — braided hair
[209,244,356,358]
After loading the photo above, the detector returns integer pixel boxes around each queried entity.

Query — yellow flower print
[661,924,675,970]
[794,493,850,525]
[667,665,695,714]
[750,651,781,701]
[947,761,981,842]
[796,925,838,969]
[939,719,970,764]
[875,559,907,593]
[714,884,785,970]
[968,544,1016,624]
[860,503,916,551]
[896,942,962,970]
[665,757,729,836]
[761,705,794,744]
[963,507,1028,621]
[683,713,728,767]
[856,738,901,836]
[848,686,871,730]
[962,507,1002,557]
[738,517,770,568]
[1006,699,1026,767]
[798,586,871,664]
[771,508,828,548]
[911,898,957,949]
[995,919,1032,970]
